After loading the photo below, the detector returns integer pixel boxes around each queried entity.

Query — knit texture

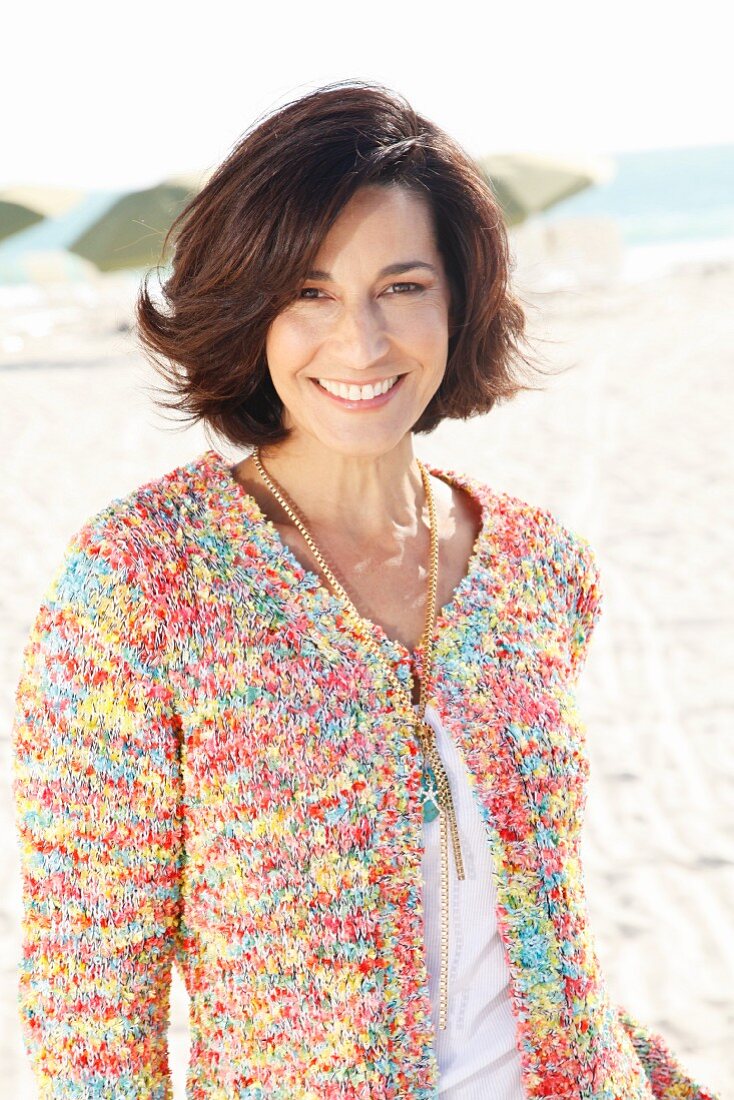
[12,448,720,1099]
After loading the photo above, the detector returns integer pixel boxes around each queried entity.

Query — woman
[12,81,719,1099]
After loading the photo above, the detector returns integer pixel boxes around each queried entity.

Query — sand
[1,223,731,1097]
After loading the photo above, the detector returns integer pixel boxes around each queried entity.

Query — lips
[310,373,406,408]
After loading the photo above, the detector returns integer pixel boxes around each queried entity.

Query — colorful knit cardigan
[12,448,720,1099]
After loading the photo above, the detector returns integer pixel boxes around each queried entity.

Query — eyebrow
[304,260,438,281]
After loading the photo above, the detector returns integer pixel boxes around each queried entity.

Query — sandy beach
[1,224,731,1097]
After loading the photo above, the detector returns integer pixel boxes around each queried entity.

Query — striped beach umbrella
[0,190,126,284]
[0,185,84,244]
[68,170,214,273]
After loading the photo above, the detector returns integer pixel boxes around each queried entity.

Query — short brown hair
[136,79,551,449]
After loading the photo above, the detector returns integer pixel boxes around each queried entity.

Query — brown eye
[385,282,422,294]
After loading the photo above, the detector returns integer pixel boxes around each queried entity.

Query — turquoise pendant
[421,761,440,823]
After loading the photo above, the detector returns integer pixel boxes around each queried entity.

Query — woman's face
[264,183,452,457]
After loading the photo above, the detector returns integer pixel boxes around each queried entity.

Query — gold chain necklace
[251,445,465,1031]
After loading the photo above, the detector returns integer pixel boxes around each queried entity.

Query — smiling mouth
[310,373,407,407]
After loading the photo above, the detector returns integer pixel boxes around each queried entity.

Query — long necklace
[251,446,466,1032]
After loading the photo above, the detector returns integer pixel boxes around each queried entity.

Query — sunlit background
[2,2,732,1097]
[2,1,733,288]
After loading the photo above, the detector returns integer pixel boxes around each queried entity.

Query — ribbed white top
[419,702,527,1099]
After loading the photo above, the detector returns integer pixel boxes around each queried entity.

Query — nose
[328,298,391,370]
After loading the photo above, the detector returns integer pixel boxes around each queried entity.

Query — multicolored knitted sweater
[12,448,720,1099]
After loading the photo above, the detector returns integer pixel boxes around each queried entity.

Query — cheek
[266,314,320,368]
[398,304,450,359]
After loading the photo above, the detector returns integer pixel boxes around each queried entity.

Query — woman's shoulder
[67,449,223,546]
[41,450,224,611]
[435,462,598,576]
[454,468,604,672]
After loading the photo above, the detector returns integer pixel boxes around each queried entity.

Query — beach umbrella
[67,169,214,273]
[476,153,616,227]
[0,185,84,243]
[0,190,129,285]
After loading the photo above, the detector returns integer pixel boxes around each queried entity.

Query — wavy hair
[135,79,554,448]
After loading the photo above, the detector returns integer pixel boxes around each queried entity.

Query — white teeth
[317,375,399,400]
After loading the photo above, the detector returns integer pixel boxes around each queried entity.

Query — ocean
[536,141,734,280]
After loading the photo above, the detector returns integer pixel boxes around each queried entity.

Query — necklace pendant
[421,760,440,822]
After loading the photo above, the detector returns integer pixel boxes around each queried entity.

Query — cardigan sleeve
[565,531,604,685]
[559,530,720,1097]
[11,521,183,1099]
[615,1005,721,1099]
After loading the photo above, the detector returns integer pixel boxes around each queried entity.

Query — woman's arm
[11,519,183,1099]
[563,529,604,686]
[615,1005,721,1099]
[562,530,721,1099]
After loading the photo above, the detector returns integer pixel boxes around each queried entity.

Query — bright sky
[3,0,731,191]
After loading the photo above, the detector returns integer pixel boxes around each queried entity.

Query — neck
[254,437,428,540]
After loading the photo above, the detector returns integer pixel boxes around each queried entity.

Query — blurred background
[2,1,732,1096]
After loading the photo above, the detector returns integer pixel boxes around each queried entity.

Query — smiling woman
[133,82,551,448]
[12,79,720,1100]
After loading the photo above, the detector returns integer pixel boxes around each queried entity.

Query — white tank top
[419,702,527,1099]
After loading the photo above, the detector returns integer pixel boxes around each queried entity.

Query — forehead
[314,184,438,260]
